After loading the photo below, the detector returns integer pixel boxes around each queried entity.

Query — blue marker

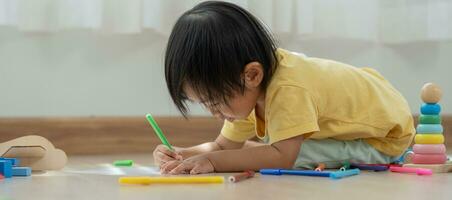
[350,164,388,171]
[329,168,360,179]
[260,169,331,177]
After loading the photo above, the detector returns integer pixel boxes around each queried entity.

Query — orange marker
[228,170,255,183]
[315,163,326,171]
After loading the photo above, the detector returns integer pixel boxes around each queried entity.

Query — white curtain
[0,0,451,43]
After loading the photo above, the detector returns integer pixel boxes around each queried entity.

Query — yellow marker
[415,134,444,144]
[119,176,225,185]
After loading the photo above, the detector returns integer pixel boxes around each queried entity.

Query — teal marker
[146,113,174,151]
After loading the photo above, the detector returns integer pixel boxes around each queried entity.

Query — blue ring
[416,124,443,134]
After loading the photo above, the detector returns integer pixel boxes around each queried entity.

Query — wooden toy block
[2,146,46,158]
[421,83,442,103]
[0,135,67,171]
[403,161,452,173]
[0,160,13,178]
[0,157,19,166]
[12,167,31,176]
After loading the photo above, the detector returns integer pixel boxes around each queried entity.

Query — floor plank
[1,154,451,200]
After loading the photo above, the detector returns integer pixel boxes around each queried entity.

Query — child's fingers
[190,165,204,175]
[156,151,177,163]
[153,145,183,165]
[190,162,214,174]
[161,161,182,174]
[158,146,179,159]
[169,162,194,175]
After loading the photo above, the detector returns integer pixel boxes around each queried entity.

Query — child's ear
[243,62,264,89]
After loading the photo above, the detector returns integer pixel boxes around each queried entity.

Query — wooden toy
[0,160,12,178]
[12,167,31,176]
[421,83,442,103]
[406,82,449,170]
[404,161,452,173]
[0,158,19,166]
[0,135,67,171]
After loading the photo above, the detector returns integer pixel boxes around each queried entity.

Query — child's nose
[209,110,224,120]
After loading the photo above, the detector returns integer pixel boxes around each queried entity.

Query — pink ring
[412,153,447,164]
[413,144,446,154]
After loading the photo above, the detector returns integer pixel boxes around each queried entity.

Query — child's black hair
[165,1,278,116]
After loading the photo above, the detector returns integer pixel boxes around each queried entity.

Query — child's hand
[160,155,214,175]
[153,144,183,167]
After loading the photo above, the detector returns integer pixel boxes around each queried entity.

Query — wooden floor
[1,154,452,200]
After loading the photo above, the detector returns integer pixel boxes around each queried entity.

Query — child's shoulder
[270,48,324,89]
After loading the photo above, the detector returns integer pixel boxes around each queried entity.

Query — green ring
[419,115,441,124]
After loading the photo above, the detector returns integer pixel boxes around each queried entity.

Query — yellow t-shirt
[221,48,415,156]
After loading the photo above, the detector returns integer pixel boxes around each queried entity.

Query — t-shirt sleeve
[220,112,256,143]
[267,86,320,144]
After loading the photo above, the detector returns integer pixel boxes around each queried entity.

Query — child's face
[184,62,264,122]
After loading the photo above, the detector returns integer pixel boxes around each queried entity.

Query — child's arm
[179,135,247,158]
[153,135,258,166]
[161,135,304,174]
[181,136,264,157]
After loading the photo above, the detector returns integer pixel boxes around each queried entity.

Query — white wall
[0,27,451,117]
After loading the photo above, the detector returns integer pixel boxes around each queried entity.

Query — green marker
[146,113,174,151]
[114,160,133,167]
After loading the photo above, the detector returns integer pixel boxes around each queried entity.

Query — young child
[153,1,415,174]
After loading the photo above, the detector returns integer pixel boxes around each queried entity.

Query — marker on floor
[113,160,134,167]
[350,163,389,171]
[315,163,326,171]
[228,170,255,183]
[119,176,225,185]
[389,166,432,175]
[339,161,350,171]
[260,169,331,177]
[330,169,360,179]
